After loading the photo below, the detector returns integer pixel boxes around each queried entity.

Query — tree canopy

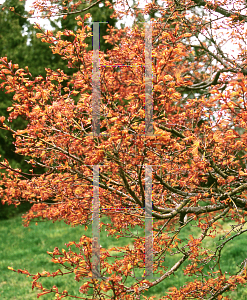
[1,0,247,299]
[0,0,117,218]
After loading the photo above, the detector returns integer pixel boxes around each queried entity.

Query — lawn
[1,212,247,299]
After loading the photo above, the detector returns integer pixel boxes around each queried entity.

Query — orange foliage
[1,0,247,299]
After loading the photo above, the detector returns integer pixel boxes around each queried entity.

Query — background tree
[1,0,247,299]
[0,0,36,218]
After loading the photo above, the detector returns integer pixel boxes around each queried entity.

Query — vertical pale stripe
[92,22,100,136]
[145,23,153,136]
[145,165,153,278]
[92,165,100,278]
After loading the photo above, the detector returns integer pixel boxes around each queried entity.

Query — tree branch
[193,0,247,22]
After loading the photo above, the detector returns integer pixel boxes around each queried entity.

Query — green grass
[0,215,87,299]
[1,213,247,299]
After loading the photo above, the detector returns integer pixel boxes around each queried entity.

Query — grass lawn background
[1,211,247,299]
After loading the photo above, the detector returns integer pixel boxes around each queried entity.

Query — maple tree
[1,0,247,299]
